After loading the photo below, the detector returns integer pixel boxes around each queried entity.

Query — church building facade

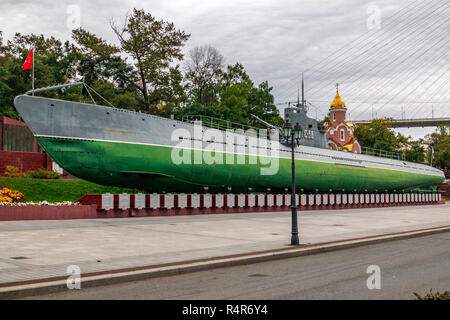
[324,84,361,153]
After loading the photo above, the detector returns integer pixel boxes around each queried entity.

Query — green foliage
[26,168,60,179]
[184,45,224,106]
[351,118,436,165]
[0,9,281,131]
[180,61,283,128]
[111,8,190,111]
[354,119,401,152]
[414,289,450,300]
[0,177,133,203]
[426,125,450,178]
[317,112,330,130]
[403,139,426,163]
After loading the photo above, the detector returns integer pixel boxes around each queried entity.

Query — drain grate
[10,256,30,260]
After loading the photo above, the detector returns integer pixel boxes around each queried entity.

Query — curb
[1,225,449,299]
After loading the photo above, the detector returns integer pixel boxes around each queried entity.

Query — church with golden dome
[323,84,361,153]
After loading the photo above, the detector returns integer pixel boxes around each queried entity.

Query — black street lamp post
[283,121,302,245]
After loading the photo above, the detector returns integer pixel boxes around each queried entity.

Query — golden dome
[330,83,346,109]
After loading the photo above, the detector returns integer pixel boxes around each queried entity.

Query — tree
[354,119,401,152]
[426,125,450,178]
[184,45,224,106]
[247,81,283,127]
[111,8,190,111]
[71,28,139,109]
[0,32,76,119]
[317,112,330,130]
[402,138,426,163]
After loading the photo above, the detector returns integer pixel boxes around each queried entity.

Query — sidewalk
[0,203,449,289]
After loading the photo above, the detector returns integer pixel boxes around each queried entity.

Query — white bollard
[101,193,114,210]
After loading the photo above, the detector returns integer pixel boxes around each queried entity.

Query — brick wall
[1,116,38,152]
[329,110,346,127]
[0,150,52,175]
[437,183,450,197]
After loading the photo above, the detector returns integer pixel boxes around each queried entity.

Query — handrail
[361,146,405,161]
[25,82,85,95]
[182,115,264,132]
[24,82,115,108]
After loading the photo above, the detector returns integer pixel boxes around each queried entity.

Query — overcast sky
[1,0,447,138]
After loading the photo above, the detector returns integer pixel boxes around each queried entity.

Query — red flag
[22,48,33,70]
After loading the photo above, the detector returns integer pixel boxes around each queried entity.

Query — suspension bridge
[274,0,449,125]
[353,117,450,128]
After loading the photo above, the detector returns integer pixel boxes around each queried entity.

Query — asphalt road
[26,232,450,300]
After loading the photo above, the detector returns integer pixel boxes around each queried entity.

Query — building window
[340,129,345,141]
[333,113,336,121]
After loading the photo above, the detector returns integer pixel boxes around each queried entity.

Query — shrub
[4,166,26,178]
[414,289,450,300]
[26,168,60,179]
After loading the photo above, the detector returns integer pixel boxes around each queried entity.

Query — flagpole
[32,48,35,96]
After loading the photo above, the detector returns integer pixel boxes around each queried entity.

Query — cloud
[0,0,447,124]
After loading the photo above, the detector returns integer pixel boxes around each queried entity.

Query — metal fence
[361,146,406,161]
[181,115,272,139]
[2,124,36,152]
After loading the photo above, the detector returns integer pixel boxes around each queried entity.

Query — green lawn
[0,177,133,203]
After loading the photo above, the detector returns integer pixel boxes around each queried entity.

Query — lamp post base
[291,205,299,245]
[291,234,299,245]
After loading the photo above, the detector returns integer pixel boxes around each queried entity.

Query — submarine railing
[184,116,411,161]
[361,146,406,161]
[182,115,271,138]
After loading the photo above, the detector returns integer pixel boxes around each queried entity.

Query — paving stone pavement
[0,204,448,285]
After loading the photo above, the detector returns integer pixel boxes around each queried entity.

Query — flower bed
[0,187,24,203]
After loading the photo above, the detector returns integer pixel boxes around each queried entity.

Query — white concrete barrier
[336,194,341,205]
[238,194,246,207]
[257,194,265,207]
[316,194,322,206]
[204,194,212,208]
[216,194,224,208]
[226,194,235,207]
[165,194,174,209]
[308,194,314,206]
[276,194,283,206]
[342,194,347,205]
[135,193,145,209]
[178,194,187,209]
[301,194,307,206]
[94,191,443,213]
[285,194,291,207]
[323,194,328,206]
[267,194,274,207]
[101,193,114,210]
[248,194,256,207]
[150,193,159,209]
[192,194,200,208]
